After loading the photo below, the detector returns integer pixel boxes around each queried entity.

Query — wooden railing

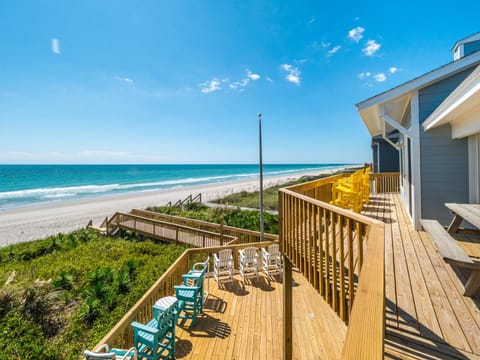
[93,241,276,351]
[106,212,237,247]
[166,193,202,207]
[284,173,350,203]
[130,209,279,244]
[280,174,385,359]
[370,172,400,193]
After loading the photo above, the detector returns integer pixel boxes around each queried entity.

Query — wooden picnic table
[445,203,480,235]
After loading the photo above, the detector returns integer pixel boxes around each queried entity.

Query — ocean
[0,164,348,210]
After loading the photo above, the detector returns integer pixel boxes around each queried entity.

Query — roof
[356,50,480,137]
[423,64,480,139]
[451,31,480,52]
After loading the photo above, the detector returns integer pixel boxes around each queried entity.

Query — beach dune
[0,168,345,247]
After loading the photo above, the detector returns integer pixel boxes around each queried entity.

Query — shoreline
[0,166,353,247]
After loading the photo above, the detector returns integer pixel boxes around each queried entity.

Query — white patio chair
[84,344,137,360]
[238,247,259,282]
[262,244,282,277]
[213,249,234,286]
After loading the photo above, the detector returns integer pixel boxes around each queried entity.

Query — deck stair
[166,193,202,208]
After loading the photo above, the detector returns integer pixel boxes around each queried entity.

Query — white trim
[381,113,412,137]
[423,65,480,131]
[410,91,422,230]
[357,51,480,111]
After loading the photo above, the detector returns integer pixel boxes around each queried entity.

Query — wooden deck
[364,194,480,360]
[174,270,346,359]
[171,193,480,359]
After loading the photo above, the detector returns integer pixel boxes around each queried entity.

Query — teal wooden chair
[174,264,207,326]
[130,298,176,360]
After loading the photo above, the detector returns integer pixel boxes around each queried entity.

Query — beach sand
[0,167,349,247]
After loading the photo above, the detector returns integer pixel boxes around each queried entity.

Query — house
[357,32,480,229]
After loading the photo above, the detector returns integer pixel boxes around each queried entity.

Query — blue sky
[1,1,479,164]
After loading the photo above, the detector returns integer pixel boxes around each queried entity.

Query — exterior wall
[464,40,480,57]
[418,68,474,225]
[378,142,399,172]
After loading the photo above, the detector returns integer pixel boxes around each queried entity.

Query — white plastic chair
[238,247,259,282]
[213,249,234,286]
[84,344,137,360]
[262,244,282,277]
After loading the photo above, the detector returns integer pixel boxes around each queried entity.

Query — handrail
[280,171,385,359]
[169,193,202,208]
[130,209,279,243]
[107,212,237,247]
[370,172,400,193]
[92,240,276,351]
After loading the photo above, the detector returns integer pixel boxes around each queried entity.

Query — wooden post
[279,190,292,360]
[283,255,293,360]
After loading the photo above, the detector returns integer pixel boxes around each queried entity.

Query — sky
[1,1,479,165]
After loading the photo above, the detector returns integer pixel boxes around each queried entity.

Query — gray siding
[379,142,399,172]
[464,40,480,57]
[418,69,473,225]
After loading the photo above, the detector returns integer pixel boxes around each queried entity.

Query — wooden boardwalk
[364,194,480,360]
[170,193,479,359]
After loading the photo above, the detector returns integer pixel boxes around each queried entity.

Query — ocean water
[0,164,348,210]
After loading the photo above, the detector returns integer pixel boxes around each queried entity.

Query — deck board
[174,270,346,359]
[382,194,480,359]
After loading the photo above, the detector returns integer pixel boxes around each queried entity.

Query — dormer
[452,32,480,60]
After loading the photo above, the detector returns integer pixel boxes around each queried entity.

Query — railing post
[283,255,293,360]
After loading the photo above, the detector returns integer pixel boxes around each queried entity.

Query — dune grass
[210,171,342,210]
[0,229,185,360]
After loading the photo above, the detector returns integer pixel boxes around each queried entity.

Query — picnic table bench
[421,219,480,296]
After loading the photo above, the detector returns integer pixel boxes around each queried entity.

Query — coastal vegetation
[0,229,185,359]
[210,171,344,210]
[147,202,279,234]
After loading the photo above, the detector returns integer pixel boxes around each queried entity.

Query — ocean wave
[0,165,343,204]
[0,174,251,201]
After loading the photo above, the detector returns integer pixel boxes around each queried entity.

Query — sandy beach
[0,167,350,247]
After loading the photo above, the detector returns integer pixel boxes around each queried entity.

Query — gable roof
[356,50,480,137]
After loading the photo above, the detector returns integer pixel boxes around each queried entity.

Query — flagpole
[258,113,264,242]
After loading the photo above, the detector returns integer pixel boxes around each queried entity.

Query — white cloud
[348,27,365,43]
[247,70,260,80]
[114,75,133,84]
[200,78,221,94]
[327,45,341,56]
[374,73,387,82]
[358,72,372,80]
[389,67,398,74]
[308,16,316,25]
[321,41,331,48]
[266,77,274,83]
[280,64,301,85]
[51,38,60,54]
[363,40,381,56]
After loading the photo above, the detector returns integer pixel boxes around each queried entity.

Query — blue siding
[418,68,474,225]
[464,40,480,57]
[379,142,399,172]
